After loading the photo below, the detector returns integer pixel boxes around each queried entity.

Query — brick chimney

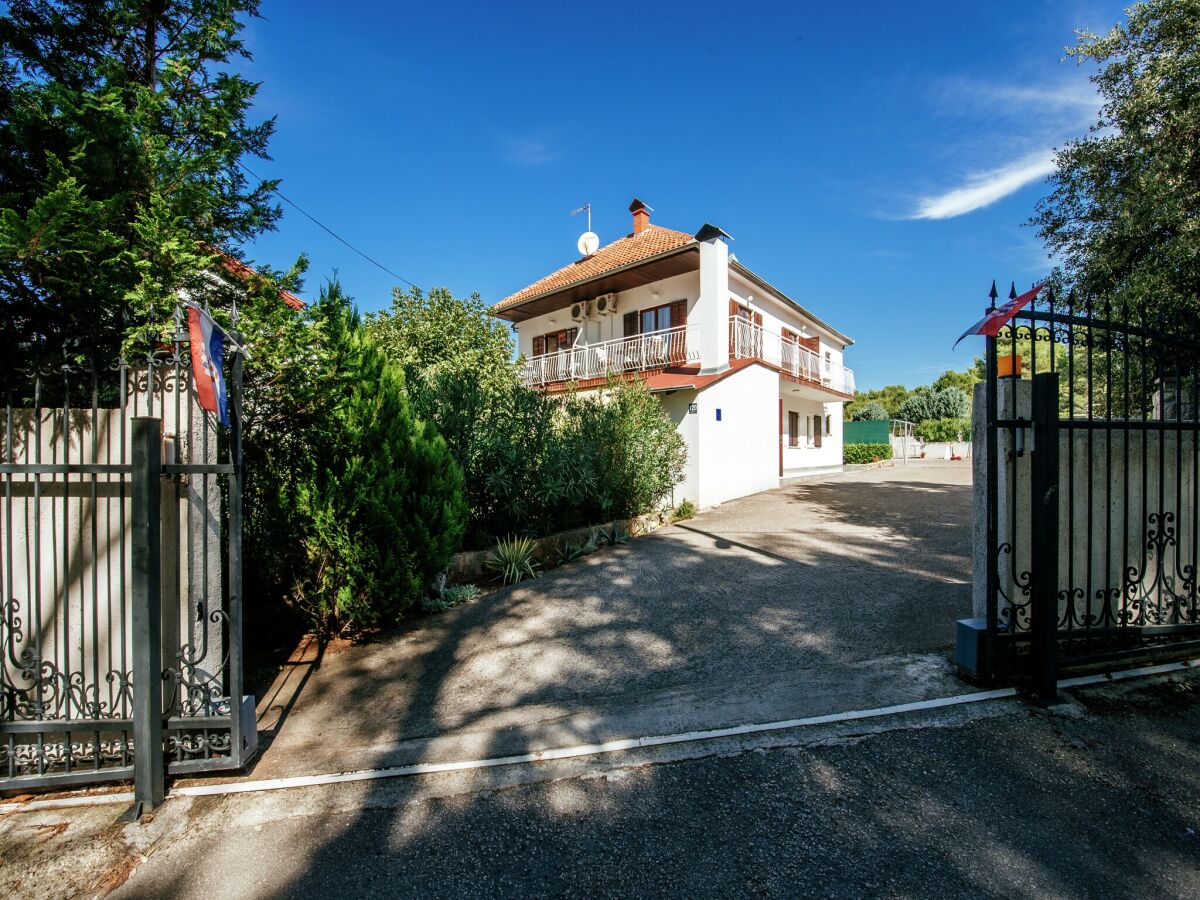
[629,198,652,234]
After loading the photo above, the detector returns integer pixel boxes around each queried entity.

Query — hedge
[844,443,893,464]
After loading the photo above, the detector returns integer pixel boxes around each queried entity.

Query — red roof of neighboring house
[495,224,694,312]
[642,358,761,393]
[216,250,305,310]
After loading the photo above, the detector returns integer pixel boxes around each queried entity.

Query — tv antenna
[570,203,599,257]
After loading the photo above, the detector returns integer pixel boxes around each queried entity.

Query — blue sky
[239,0,1128,390]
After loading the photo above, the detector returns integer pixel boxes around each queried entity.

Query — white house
[492,199,855,509]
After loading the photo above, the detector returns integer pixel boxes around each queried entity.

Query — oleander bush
[915,417,972,443]
[843,443,894,464]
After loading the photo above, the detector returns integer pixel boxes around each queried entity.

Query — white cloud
[908,149,1057,220]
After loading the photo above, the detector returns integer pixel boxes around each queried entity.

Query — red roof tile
[216,250,305,310]
[495,225,694,312]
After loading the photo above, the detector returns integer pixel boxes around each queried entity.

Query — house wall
[659,389,701,507]
[728,270,846,367]
[694,364,780,508]
[781,394,844,470]
[514,271,701,358]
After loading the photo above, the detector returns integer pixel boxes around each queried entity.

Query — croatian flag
[186,305,229,427]
[953,284,1044,349]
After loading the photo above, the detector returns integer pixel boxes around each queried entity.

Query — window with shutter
[623,312,638,337]
[814,415,823,448]
[788,411,799,448]
[532,335,545,357]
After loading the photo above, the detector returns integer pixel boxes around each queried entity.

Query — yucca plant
[486,535,540,585]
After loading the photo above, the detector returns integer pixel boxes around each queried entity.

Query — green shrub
[244,284,467,638]
[407,371,686,548]
[849,400,889,421]
[915,417,972,443]
[673,498,697,521]
[487,535,540,585]
[844,443,894,464]
[422,583,482,614]
[368,289,688,547]
[896,386,969,423]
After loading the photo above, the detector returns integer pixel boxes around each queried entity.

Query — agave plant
[486,535,540,585]
[598,522,632,547]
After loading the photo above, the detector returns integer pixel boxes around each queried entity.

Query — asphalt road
[4,669,1195,898]
[248,462,976,779]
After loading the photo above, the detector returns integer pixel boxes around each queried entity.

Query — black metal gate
[1,328,253,811]
[979,284,1200,697]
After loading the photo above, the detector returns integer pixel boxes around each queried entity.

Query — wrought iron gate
[979,284,1200,696]
[1,333,254,808]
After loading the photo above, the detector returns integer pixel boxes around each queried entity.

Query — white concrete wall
[695,365,780,507]
[696,238,730,372]
[729,270,846,366]
[659,389,701,507]
[514,271,701,358]
[781,395,844,470]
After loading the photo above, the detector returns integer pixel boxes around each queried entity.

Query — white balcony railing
[730,317,855,395]
[521,324,701,387]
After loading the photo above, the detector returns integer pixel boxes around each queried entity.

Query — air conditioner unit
[570,299,592,321]
[594,293,618,316]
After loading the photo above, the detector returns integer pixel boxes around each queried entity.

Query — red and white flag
[186,305,229,427]
[953,284,1044,348]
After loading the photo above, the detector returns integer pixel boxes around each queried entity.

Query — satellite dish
[577,231,600,257]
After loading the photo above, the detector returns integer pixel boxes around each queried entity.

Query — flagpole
[184,301,252,359]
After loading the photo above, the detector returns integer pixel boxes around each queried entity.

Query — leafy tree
[1033,0,1200,325]
[849,400,889,421]
[0,0,292,376]
[896,386,969,423]
[932,368,979,396]
[366,286,516,394]
[245,282,467,637]
[845,384,911,419]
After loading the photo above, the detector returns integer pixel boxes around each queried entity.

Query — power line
[238,161,418,289]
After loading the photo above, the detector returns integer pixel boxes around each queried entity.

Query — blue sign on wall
[716,408,722,422]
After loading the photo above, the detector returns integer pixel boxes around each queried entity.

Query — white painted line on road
[3,656,1197,814]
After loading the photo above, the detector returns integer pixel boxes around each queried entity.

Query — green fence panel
[844,420,891,444]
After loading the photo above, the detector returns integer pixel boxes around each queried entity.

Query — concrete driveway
[239,461,974,780]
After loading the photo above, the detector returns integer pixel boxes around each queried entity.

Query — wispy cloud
[908,149,1056,220]
[501,135,556,166]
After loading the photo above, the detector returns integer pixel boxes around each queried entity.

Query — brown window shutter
[670,299,687,329]
[564,327,577,347]
[800,335,819,353]
[782,328,797,344]
[533,335,545,357]
[753,312,763,327]
[624,311,638,337]
[788,411,799,448]
[728,299,740,318]
[814,415,823,448]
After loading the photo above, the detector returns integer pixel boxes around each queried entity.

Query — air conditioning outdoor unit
[570,299,592,321]
[594,292,618,316]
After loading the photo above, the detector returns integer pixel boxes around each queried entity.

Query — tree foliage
[243,283,466,636]
[848,400,889,421]
[0,0,291,374]
[1033,0,1200,322]
[366,286,517,392]
[896,386,969,423]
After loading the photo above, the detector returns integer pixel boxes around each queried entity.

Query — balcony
[520,324,701,387]
[730,317,855,395]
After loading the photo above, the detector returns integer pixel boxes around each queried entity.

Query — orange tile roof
[495,224,695,312]
[217,251,305,309]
